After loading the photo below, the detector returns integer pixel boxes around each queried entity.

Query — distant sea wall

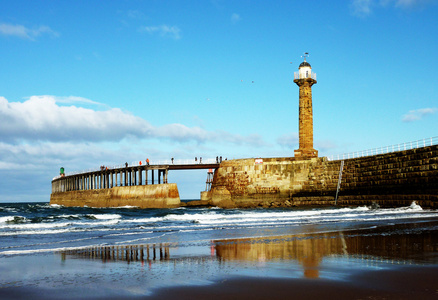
[208,145,438,208]
[50,184,180,208]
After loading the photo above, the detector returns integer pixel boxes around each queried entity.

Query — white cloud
[0,96,267,147]
[0,96,154,142]
[139,25,181,39]
[50,96,104,106]
[214,132,268,147]
[0,23,59,40]
[276,133,298,148]
[155,123,208,142]
[231,13,241,24]
[127,10,146,20]
[0,95,271,201]
[393,0,436,8]
[316,140,338,152]
[402,107,437,122]
[351,0,374,16]
[350,0,436,16]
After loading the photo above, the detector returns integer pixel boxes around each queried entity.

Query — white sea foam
[3,207,18,212]
[115,205,139,209]
[122,217,165,223]
[161,204,433,228]
[161,206,369,225]
[0,216,16,223]
[49,204,63,208]
[87,214,122,220]
[59,214,82,218]
[74,219,120,226]
[0,228,74,236]
[0,217,120,233]
[1,221,70,230]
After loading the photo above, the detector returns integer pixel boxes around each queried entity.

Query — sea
[1,201,437,256]
[1,201,438,298]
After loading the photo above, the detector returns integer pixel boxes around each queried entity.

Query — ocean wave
[86,214,122,220]
[0,216,17,223]
[0,216,27,224]
[58,214,82,219]
[0,228,75,236]
[0,221,71,230]
[49,204,64,208]
[121,217,165,223]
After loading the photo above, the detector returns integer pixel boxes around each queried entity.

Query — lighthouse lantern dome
[298,60,312,79]
[299,61,311,68]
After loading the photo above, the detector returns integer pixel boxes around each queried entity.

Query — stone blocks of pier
[50,183,180,208]
[208,145,438,208]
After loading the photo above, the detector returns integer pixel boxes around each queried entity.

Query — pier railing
[327,136,438,161]
[294,72,317,80]
[57,158,219,179]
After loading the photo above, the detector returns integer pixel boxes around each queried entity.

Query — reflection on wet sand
[214,223,437,278]
[215,233,342,279]
[61,243,172,263]
[60,223,437,279]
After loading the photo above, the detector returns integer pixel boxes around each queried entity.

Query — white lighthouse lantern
[294,52,316,80]
[298,61,312,79]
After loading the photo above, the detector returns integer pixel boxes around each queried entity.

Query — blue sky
[1,0,437,202]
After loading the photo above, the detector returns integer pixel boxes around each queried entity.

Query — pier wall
[209,145,438,208]
[50,184,180,208]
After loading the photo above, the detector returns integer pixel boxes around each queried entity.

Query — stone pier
[206,145,438,208]
[50,165,178,208]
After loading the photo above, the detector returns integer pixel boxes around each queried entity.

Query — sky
[1,0,437,202]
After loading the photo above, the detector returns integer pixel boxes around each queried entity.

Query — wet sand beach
[148,267,438,300]
[2,266,438,300]
[1,219,437,299]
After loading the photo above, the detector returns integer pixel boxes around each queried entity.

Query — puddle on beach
[1,222,437,298]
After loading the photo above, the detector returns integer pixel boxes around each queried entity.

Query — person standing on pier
[146,158,150,165]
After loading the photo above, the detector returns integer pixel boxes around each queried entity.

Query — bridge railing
[326,136,438,161]
[56,158,219,179]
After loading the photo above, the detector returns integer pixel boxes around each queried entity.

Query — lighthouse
[294,53,318,159]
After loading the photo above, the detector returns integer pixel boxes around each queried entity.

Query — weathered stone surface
[208,145,438,208]
[50,183,180,208]
[294,77,318,159]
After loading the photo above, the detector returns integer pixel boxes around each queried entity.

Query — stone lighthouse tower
[294,53,318,159]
